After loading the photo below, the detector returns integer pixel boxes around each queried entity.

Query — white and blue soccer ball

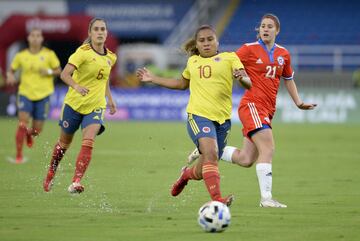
[198,201,231,232]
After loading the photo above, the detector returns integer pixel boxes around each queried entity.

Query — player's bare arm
[60,64,89,96]
[39,67,62,77]
[284,79,317,110]
[136,67,189,90]
[233,68,252,89]
[106,78,116,115]
[6,69,17,86]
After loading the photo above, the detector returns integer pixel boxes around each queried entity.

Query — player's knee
[202,150,218,163]
[235,151,255,168]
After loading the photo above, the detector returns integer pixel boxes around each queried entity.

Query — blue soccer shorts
[17,95,50,120]
[187,113,231,159]
[59,104,105,135]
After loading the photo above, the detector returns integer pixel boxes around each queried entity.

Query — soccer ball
[198,201,231,232]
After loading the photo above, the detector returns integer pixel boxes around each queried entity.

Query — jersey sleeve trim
[182,74,190,80]
[68,63,78,69]
[283,71,294,80]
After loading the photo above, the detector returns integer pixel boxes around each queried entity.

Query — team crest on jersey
[62,120,69,128]
[277,56,284,66]
[202,126,211,133]
[214,57,221,62]
[264,117,270,123]
[107,60,112,66]
[40,56,45,61]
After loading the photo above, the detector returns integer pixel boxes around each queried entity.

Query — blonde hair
[182,25,217,56]
[83,17,107,44]
[256,13,281,39]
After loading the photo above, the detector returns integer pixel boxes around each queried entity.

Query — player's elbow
[178,79,189,90]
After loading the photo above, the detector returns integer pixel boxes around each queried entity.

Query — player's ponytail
[183,24,216,56]
[183,38,198,56]
[83,17,107,45]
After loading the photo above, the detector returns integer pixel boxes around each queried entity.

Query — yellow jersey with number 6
[64,44,117,114]
[182,52,244,124]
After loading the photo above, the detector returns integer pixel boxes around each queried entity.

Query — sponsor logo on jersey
[277,56,284,65]
[202,126,211,133]
[256,58,263,64]
[93,116,100,120]
[264,117,270,123]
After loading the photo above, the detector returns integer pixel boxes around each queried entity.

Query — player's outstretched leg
[202,161,234,206]
[26,127,40,148]
[171,166,189,196]
[256,163,287,208]
[43,142,68,192]
[171,164,202,196]
[69,139,94,194]
[15,123,27,163]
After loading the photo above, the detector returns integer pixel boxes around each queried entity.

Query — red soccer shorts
[238,101,273,138]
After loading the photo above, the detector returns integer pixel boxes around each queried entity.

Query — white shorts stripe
[248,103,262,129]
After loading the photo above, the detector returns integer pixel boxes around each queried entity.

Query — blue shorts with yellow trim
[59,104,105,135]
[187,113,231,159]
[17,95,50,120]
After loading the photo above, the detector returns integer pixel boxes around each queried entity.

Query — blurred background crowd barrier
[0,0,359,123]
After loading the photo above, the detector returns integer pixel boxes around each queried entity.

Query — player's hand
[297,102,317,110]
[6,72,17,86]
[108,101,117,115]
[136,67,154,82]
[73,84,89,96]
[233,69,252,89]
[39,68,53,76]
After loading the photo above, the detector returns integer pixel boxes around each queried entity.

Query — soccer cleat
[260,198,287,208]
[68,182,85,194]
[15,155,24,164]
[43,171,55,192]
[217,194,235,207]
[187,148,200,165]
[26,132,34,148]
[171,166,189,196]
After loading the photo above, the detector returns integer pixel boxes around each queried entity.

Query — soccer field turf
[0,118,359,241]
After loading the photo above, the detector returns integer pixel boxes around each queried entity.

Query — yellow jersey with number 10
[11,47,60,100]
[64,44,117,115]
[182,52,244,124]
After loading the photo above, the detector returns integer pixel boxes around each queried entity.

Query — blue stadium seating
[220,0,360,45]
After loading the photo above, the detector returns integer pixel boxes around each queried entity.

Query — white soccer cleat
[187,148,200,165]
[260,198,287,208]
[68,182,85,194]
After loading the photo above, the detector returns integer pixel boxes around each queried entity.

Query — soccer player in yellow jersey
[43,18,117,193]
[6,28,61,164]
[137,25,251,206]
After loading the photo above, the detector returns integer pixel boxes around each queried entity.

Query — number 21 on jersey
[265,66,276,79]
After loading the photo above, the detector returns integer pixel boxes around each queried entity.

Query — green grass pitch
[0,118,359,241]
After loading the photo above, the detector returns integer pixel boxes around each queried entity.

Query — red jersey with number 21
[236,39,294,137]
